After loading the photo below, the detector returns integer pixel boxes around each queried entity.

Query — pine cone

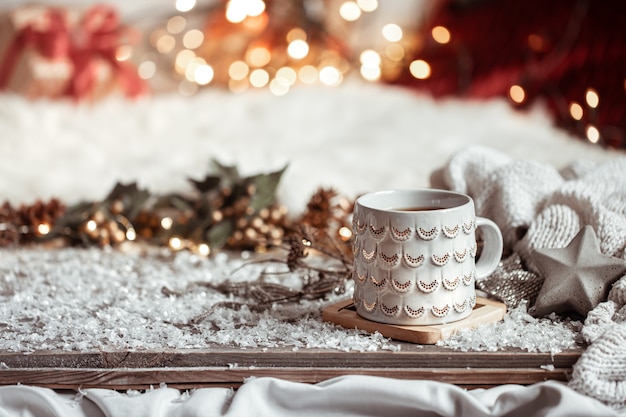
[0,202,20,246]
[17,198,66,242]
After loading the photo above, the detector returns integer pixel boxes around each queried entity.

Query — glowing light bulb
[183,29,204,49]
[409,60,431,79]
[229,61,250,80]
[569,102,583,120]
[247,46,271,67]
[382,24,402,42]
[138,61,156,80]
[194,64,214,85]
[338,226,353,241]
[319,66,342,86]
[167,16,186,34]
[169,236,183,250]
[357,0,378,12]
[431,26,450,44]
[287,39,309,59]
[176,0,196,12]
[37,223,50,235]
[198,243,210,256]
[585,88,599,108]
[339,1,361,21]
[586,125,600,143]
[250,69,269,87]
[509,85,525,103]
[161,217,173,230]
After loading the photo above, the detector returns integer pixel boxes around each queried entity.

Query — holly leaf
[104,182,151,219]
[205,219,234,249]
[248,165,288,211]
[188,175,221,193]
[211,160,241,185]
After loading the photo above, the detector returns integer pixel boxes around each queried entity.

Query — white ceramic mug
[352,189,503,325]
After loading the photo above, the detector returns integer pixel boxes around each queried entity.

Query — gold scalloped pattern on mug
[470,294,477,308]
[463,219,475,234]
[417,278,440,293]
[431,304,451,317]
[454,248,468,263]
[380,252,400,268]
[355,270,367,283]
[442,275,460,291]
[362,299,377,312]
[391,278,412,293]
[443,224,460,238]
[369,224,386,239]
[404,305,425,318]
[381,303,400,317]
[370,275,387,289]
[361,247,377,263]
[416,226,439,240]
[403,253,424,268]
[462,271,474,286]
[353,218,367,234]
[453,299,468,313]
[470,243,477,258]
[391,226,412,241]
[431,252,450,266]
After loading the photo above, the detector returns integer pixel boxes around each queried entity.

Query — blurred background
[1,0,624,148]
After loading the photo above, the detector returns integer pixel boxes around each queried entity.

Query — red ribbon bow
[0,5,147,100]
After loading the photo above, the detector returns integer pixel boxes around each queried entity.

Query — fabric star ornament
[531,225,626,318]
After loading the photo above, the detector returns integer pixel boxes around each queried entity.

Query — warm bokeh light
[360,65,381,81]
[385,43,404,61]
[247,46,272,67]
[37,223,50,235]
[156,35,176,54]
[175,49,195,74]
[167,16,186,34]
[431,26,450,44]
[409,59,431,79]
[194,64,214,85]
[319,66,342,86]
[138,60,156,79]
[115,45,132,61]
[269,77,290,96]
[169,236,183,250]
[360,49,381,66]
[287,39,309,59]
[298,65,318,84]
[175,0,196,13]
[198,243,210,256]
[226,0,266,23]
[276,67,297,85]
[382,24,402,42]
[509,84,525,103]
[161,217,173,230]
[286,27,307,42]
[339,1,361,21]
[586,125,600,143]
[585,88,599,108]
[357,0,378,12]
[183,29,204,49]
[229,60,250,80]
[250,68,269,87]
[569,102,583,120]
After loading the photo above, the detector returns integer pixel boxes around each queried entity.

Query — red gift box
[0,4,147,101]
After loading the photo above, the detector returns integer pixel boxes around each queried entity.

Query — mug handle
[475,217,503,280]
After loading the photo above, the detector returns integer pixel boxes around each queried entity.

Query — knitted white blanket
[433,145,626,409]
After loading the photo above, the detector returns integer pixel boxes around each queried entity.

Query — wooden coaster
[322,297,506,345]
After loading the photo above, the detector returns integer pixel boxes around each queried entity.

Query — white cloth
[0,376,622,417]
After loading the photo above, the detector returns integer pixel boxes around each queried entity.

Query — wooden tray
[322,297,507,344]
